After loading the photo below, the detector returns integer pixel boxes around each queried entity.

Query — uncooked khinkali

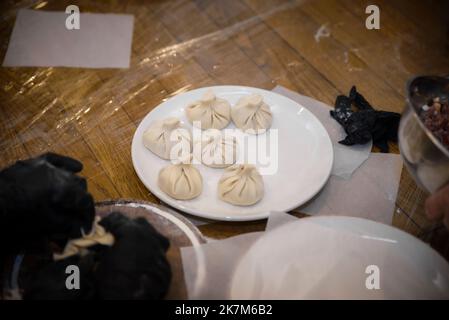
[232,93,272,134]
[143,117,191,160]
[158,158,203,200]
[194,129,238,168]
[218,164,264,206]
[186,89,231,130]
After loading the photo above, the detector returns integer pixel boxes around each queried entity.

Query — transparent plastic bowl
[398,76,449,193]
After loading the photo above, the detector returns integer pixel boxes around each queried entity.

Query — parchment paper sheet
[298,153,403,225]
[273,85,373,179]
[3,9,134,68]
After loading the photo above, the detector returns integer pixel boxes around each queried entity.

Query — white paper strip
[3,9,134,69]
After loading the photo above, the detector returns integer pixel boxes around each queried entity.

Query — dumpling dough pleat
[232,93,272,134]
[158,161,203,200]
[143,117,191,160]
[186,89,231,130]
[218,164,264,206]
[193,129,237,168]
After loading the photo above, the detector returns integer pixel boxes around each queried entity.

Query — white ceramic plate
[230,216,449,299]
[131,86,333,221]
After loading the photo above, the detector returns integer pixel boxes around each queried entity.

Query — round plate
[131,86,333,221]
[230,216,449,299]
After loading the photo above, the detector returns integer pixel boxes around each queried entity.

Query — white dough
[232,93,272,134]
[193,129,238,168]
[158,157,203,200]
[143,117,191,160]
[186,89,231,130]
[218,164,264,206]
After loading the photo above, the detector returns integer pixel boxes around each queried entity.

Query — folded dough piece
[158,157,203,200]
[218,164,264,206]
[232,93,272,134]
[193,129,238,168]
[143,117,191,160]
[186,89,231,130]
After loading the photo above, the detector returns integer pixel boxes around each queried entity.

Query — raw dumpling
[158,158,203,200]
[232,93,272,134]
[193,129,238,168]
[143,117,191,160]
[218,164,264,206]
[186,89,231,130]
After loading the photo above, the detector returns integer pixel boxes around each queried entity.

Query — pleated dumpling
[193,129,238,168]
[218,164,264,206]
[186,89,231,130]
[232,93,272,134]
[158,157,202,200]
[143,117,191,160]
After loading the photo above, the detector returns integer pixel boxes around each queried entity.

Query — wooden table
[1,0,448,240]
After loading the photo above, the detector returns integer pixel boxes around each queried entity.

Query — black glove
[330,86,400,152]
[23,254,97,300]
[24,212,172,300]
[0,153,95,254]
[94,212,171,300]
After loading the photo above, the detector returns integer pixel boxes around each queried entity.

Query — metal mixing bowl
[398,76,449,193]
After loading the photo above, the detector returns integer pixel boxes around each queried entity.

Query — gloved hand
[23,253,97,300]
[95,212,171,300]
[0,153,95,254]
[24,212,172,300]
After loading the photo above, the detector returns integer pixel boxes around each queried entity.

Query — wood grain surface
[1,0,448,240]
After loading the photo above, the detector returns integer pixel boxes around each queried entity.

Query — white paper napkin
[3,9,134,68]
[272,85,372,179]
[297,153,403,225]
